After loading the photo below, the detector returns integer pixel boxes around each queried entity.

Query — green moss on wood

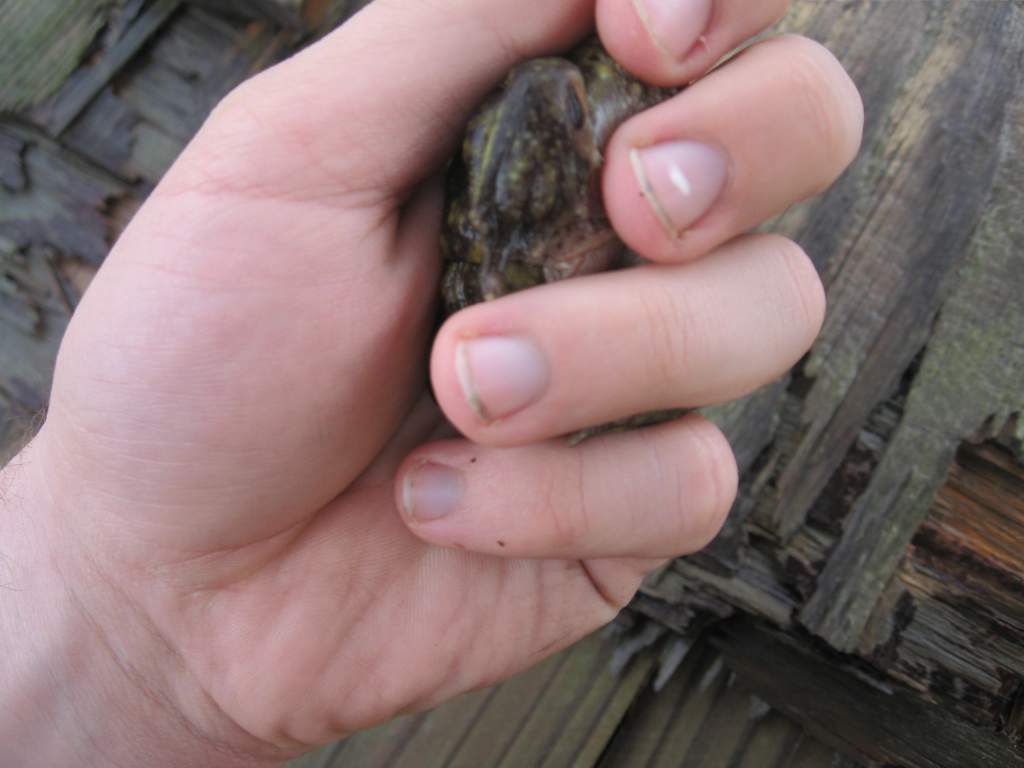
[0,0,114,112]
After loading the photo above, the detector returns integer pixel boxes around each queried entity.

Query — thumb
[207,0,595,199]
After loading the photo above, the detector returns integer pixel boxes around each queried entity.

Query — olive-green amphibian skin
[441,38,674,314]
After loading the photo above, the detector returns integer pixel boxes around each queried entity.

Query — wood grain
[1,1,1022,765]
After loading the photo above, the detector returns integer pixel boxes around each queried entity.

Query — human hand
[1,0,861,764]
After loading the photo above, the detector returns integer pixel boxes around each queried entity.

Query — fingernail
[633,0,713,60]
[455,336,549,423]
[402,462,464,522]
[629,142,728,237]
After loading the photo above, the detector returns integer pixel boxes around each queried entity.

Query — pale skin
[0,0,862,765]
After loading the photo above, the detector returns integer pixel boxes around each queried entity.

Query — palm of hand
[41,84,628,749]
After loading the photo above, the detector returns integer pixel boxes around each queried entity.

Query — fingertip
[597,0,714,86]
[779,35,864,176]
[675,414,737,550]
[431,303,556,446]
[430,314,487,443]
[394,439,482,546]
[394,439,557,557]
[603,128,732,264]
[596,0,676,87]
[396,455,466,528]
[767,235,827,345]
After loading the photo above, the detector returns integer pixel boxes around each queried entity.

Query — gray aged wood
[632,1,1024,762]
[798,2,1024,651]
[629,3,1024,764]
[713,620,1024,768]
[293,628,849,768]
[0,0,115,112]
[1,1,1022,766]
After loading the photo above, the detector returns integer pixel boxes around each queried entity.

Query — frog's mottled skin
[441,38,673,314]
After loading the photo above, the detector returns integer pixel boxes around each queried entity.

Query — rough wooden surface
[865,444,1024,735]
[0,0,115,112]
[290,629,848,768]
[712,619,1024,768]
[2,1,1022,766]
[633,3,1024,761]
[0,0,359,457]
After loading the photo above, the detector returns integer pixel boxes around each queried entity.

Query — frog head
[442,56,610,305]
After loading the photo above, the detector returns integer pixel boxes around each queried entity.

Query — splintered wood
[1,2,1022,766]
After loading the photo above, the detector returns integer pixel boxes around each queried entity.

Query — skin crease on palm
[0,0,862,765]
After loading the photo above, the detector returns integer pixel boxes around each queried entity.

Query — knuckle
[637,286,693,395]
[546,454,593,550]
[207,75,265,133]
[580,559,639,615]
[178,76,280,195]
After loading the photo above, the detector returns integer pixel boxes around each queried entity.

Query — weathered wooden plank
[288,629,657,768]
[318,714,429,768]
[0,239,85,463]
[494,630,650,768]
[443,648,568,768]
[599,637,847,768]
[291,632,849,768]
[191,0,363,36]
[32,0,183,136]
[58,4,301,186]
[546,641,653,767]
[625,7,1024,752]
[60,88,141,181]
[0,131,27,192]
[184,0,307,30]
[290,713,427,768]
[733,710,803,768]
[386,687,495,768]
[858,444,1024,730]
[116,6,294,140]
[597,641,713,766]
[787,732,853,768]
[641,549,792,631]
[0,0,113,112]
[754,0,1022,541]
[714,620,1024,768]
[310,0,371,36]
[629,649,729,768]
[800,28,1024,648]
[678,682,761,768]
[0,122,130,265]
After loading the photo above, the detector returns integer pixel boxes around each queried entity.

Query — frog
[441,37,676,315]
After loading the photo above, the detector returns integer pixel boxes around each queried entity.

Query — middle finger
[432,233,824,445]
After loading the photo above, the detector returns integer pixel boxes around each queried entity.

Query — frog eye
[564,85,585,131]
